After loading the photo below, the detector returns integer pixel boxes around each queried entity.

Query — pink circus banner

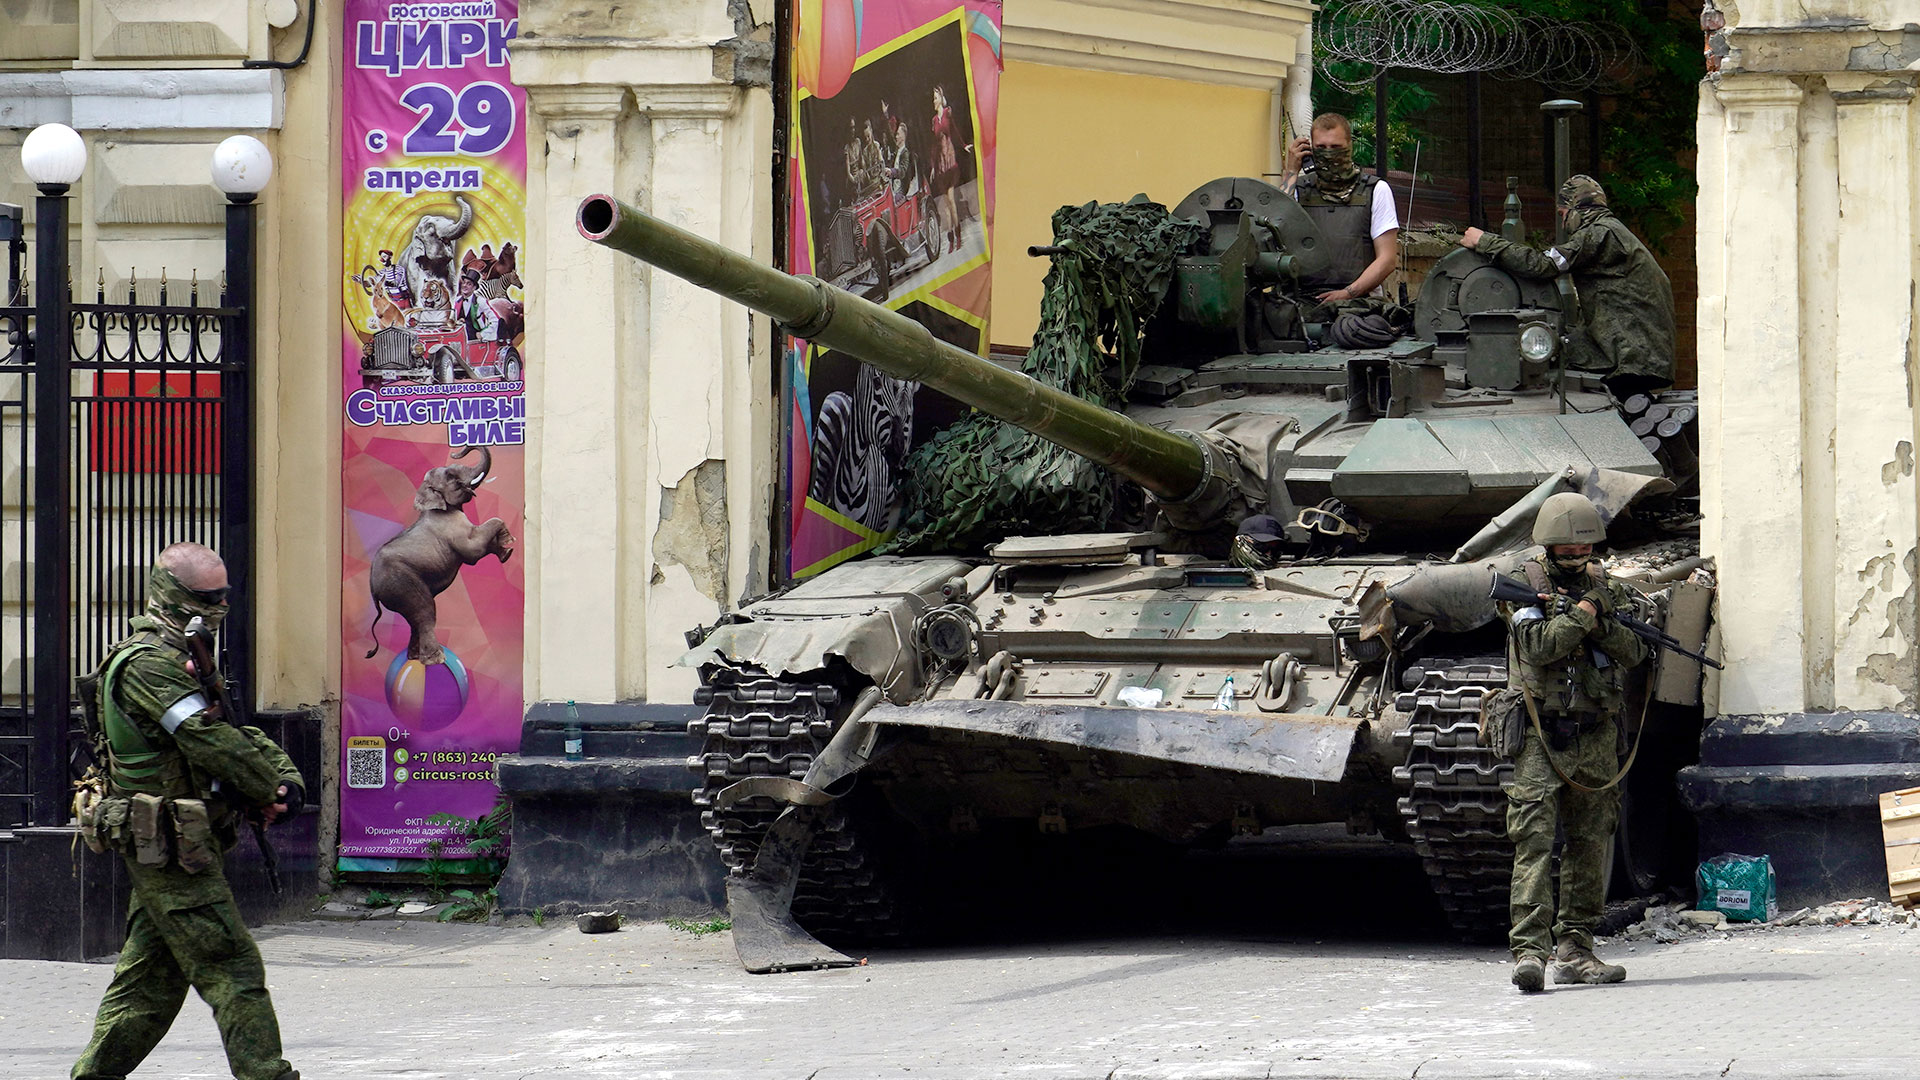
[785,0,1002,578]
[338,0,527,864]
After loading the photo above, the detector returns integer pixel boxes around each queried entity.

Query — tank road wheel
[1391,658,1516,943]
[690,671,902,947]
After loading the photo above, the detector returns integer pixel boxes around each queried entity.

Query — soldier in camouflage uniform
[1457,175,1675,399]
[1500,493,1647,994]
[72,542,304,1080]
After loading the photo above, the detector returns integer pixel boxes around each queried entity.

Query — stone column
[1828,73,1919,710]
[1705,76,1808,715]
[521,83,633,705]
[632,85,773,704]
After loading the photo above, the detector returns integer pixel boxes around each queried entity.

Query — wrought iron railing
[0,253,251,827]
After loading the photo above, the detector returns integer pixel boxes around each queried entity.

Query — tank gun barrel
[577,194,1223,508]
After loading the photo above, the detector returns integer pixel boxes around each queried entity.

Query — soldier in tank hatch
[1281,112,1401,304]
[1457,174,1676,399]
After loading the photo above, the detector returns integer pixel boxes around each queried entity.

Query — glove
[1580,588,1616,616]
[276,781,305,818]
[1544,593,1578,618]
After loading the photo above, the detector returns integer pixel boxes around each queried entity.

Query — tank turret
[576,194,1244,530]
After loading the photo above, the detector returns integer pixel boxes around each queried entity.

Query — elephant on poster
[399,195,475,320]
[365,445,515,665]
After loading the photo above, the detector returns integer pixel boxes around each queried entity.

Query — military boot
[1552,942,1626,984]
[1511,954,1545,993]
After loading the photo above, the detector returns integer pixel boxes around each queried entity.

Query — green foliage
[1314,0,1699,251]
[422,795,512,904]
[884,197,1206,554]
[363,889,395,909]
[533,907,545,928]
[666,916,733,936]
[1305,69,1440,172]
[437,886,497,923]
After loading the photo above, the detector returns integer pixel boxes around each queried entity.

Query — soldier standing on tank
[1457,175,1675,399]
[1500,493,1646,994]
[1280,112,1401,304]
[71,542,305,1080]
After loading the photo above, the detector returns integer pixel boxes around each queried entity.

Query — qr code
[347,746,387,789]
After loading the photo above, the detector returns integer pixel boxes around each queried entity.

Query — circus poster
[337,0,527,865]
[785,0,1002,578]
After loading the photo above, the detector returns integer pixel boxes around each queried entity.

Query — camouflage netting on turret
[885,197,1205,555]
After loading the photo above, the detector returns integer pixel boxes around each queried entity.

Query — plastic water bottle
[1211,675,1236,711]
[564,700,584,760]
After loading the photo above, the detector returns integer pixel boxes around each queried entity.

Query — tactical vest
[99,641,195,798]
[1294,173,1377,291]
[1506,556,1631,715]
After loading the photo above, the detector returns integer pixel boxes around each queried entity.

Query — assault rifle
[182,616,283,895]
[1488,572,1724,670]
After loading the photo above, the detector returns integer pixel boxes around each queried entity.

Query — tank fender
[676,556,974,696]
[869,699,1364,782]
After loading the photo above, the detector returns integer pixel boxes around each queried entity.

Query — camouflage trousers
[1507,716,1621,959]
[73,872,291,1080]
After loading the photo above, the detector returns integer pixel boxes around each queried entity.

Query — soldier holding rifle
[71,542,304,1080]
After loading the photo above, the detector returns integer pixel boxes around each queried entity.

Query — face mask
[1313,144,1356,176]
[145,566,230,637]
[1551,553,1594,574]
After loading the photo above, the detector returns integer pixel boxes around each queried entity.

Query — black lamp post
[210,135,271,708]
[20,123,84,825]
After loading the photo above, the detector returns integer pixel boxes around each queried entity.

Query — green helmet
[1533,491,1605,545]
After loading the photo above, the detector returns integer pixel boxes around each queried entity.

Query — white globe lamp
[210,135,273,203]
[20,123,87,194]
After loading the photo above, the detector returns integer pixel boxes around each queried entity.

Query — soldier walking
[1501,494,1647,993]
[71,542,304,1080]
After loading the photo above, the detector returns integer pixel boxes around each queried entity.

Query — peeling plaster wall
[516,0,775,705]
[1701,2,1920,715]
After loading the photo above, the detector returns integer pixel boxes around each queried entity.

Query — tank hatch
[989,532,1165,566]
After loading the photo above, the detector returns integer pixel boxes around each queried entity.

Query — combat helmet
[1533,491,1605,545]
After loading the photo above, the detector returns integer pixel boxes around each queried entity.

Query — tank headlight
[1519,323,1557,362]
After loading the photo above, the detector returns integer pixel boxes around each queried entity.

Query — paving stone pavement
[2,917,1915,1080]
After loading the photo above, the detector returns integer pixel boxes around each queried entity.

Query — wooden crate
[1880,786,1920,907]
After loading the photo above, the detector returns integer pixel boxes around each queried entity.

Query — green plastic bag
[1696,853,1777,922]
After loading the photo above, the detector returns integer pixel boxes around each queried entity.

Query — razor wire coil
[1315,0,1643,92]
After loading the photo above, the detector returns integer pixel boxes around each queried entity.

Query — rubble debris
[576,911,624,934]
[1608,898,1919,945]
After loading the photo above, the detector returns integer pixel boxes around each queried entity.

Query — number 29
[401,81,516,156]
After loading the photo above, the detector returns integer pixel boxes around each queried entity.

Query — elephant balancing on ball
[366,445,515,665]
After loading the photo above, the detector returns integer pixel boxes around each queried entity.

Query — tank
[576,186,1712,973]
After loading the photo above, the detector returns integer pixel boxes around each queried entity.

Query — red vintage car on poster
[360,320,522,388]
[819,182,943,302]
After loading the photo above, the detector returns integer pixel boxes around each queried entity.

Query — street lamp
[20,122,83,823]
[20,122,86,195]
[208,136,267,701]
[210,135,273,203]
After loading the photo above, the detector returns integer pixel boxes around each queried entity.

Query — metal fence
[0,198,253,828]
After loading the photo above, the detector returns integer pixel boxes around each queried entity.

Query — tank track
[1391,658,1515,944]
[689,674,899,943]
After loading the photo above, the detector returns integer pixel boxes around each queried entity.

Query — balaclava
[1558,174,1612,234]
[133,564,229,647]
[1310,140,1363,203]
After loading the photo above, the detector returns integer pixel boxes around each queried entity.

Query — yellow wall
[990,60,1275,347]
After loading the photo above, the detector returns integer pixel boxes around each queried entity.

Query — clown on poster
[338,0,528,865]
